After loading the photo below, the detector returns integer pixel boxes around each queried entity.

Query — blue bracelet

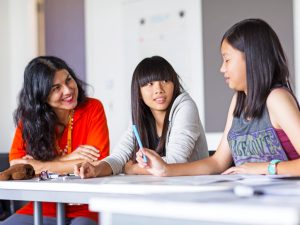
[268,159,282,175]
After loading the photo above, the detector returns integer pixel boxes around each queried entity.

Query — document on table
[0,174,298,195]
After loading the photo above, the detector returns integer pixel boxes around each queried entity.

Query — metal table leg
[34,201,43,225]
[100,212,112,225]
[57,202,65,225]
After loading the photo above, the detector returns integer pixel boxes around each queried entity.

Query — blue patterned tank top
[228,107,288,166]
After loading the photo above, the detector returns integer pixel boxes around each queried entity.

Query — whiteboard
[85,0,205,150]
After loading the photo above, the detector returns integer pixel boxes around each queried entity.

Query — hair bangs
[137,63,175,87]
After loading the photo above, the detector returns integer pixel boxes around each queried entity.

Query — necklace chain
[57,109,74,155]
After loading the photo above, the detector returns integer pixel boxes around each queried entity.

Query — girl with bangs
[75,56,208,177]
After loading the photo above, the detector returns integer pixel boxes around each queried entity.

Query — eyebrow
[221,53,229,57]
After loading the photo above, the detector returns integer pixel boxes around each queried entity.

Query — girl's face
[47,69,78,114]
[220,39,247,93]
[140,80,174,115]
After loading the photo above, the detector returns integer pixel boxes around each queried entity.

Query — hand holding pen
[132,125,147,163]
[135,148,168,177]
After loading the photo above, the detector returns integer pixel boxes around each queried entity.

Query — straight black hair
[222,18,297,118]
[14,56,87,161]
[131,56,183,159]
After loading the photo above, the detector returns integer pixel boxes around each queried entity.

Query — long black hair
[222,18,296,119]
[14,56,87,161]
[131,56,183,159]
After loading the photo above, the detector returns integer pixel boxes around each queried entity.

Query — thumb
[142,148,159,160]
[74,163,82,176]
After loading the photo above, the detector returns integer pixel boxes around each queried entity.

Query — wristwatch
[268,159,281,175]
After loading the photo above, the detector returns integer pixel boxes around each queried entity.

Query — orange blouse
[9,98,110,222]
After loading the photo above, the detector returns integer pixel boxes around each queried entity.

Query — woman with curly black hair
[4,56,109,225]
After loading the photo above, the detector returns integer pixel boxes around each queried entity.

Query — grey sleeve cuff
[102,156,124,175]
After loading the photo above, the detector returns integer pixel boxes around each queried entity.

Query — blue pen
[132,125,148,163]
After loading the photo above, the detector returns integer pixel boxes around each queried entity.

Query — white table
[0,174,241,225]
[0,174,296,225]
[88,176,300,225]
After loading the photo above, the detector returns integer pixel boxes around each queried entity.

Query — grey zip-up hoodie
[103,92,208,175]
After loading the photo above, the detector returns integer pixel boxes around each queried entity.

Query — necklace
[56,109,74,155]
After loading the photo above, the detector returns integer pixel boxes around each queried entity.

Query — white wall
[0,1,11,153]
[0,0,38,153]
[85,0,126,150]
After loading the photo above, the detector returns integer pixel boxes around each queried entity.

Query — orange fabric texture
[9,98,110,222]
